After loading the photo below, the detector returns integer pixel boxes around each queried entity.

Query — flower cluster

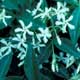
[0,0,75,69]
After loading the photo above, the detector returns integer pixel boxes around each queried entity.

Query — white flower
[52,2,69,20]
[26,0,43,16]
[37,27,51,43]
[0,9,12,26]
[59,53,75,68]
[12,34,27,49]
[34,7,51,19]
[32,37,45,52]
[17,48,27,67]
[15,20,34,40]
[32,0,43,16]
[0,39,14,57]
[55,15,75,33]
[64,54,75,68]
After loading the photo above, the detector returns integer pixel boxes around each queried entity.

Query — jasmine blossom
[32,37,45,52]
[37,27,51,43]
[0,9,12,26]
[0,39,14,57]
[55,15,75,33]
[63,54,75,68]
[17,47,27,67]
[12,34,27,49]
[32,0,43,16]
[34,7,51,19]
[15,20,34,40]
[52,2,69,20]
[26,0,43,16]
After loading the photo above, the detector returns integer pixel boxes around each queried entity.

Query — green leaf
[0,22,5,30]
[24,44,50,80]
[38,41,52,64]
[0,77,6,80]
[3,0,27,10]
[54,0,78,6]
[54,38,80,59]
[0,53,13,77]
[69,7,80,45]
[3,0,18,10]
[6,76,23,80]
[56,65,69,79]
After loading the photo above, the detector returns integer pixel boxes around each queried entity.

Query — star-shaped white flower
[12,34,27,49]
[34,7,51,19]
[55,15,75,33]
[26,0,43,16]
[63,54,75,68]
[17,47,27,67]
[32,0,43,16]
[32,37,45,52]
[0,39,14,57]
[37,27,51,43]
[52,2,69,20]
[15,20,34,40]
[0,9,12,26]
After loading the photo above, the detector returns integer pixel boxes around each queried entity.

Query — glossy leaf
[6,76,23,80]
[54,0,78,6]
[0,53,13,77]
[3,0,28,10]
[69,7,80,45]
[38,41,52,64]
[54,38,80,59]
[24,44,50,80]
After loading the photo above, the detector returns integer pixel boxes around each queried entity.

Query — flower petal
[15,28,23,32]
[19,20,25,28]
[67,16,73,22]
[26,30,34,35]
[27,22,32,28]
[55,21,63,25]
[68,23,75,29]
[57,2,62,10]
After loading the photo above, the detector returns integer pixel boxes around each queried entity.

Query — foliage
[0,0,80,80]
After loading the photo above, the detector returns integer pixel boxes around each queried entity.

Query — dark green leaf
[6,76,23,80]
[3,0,18,10]
[0,53,13,77]
[38,41,52,64]
[55,65,69,79]
[54,38,80,59]
[69,7,80,45]
[24,44,50,80]
[0,77,6,80]
[3,0,27,10]
[54,0,78,6]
